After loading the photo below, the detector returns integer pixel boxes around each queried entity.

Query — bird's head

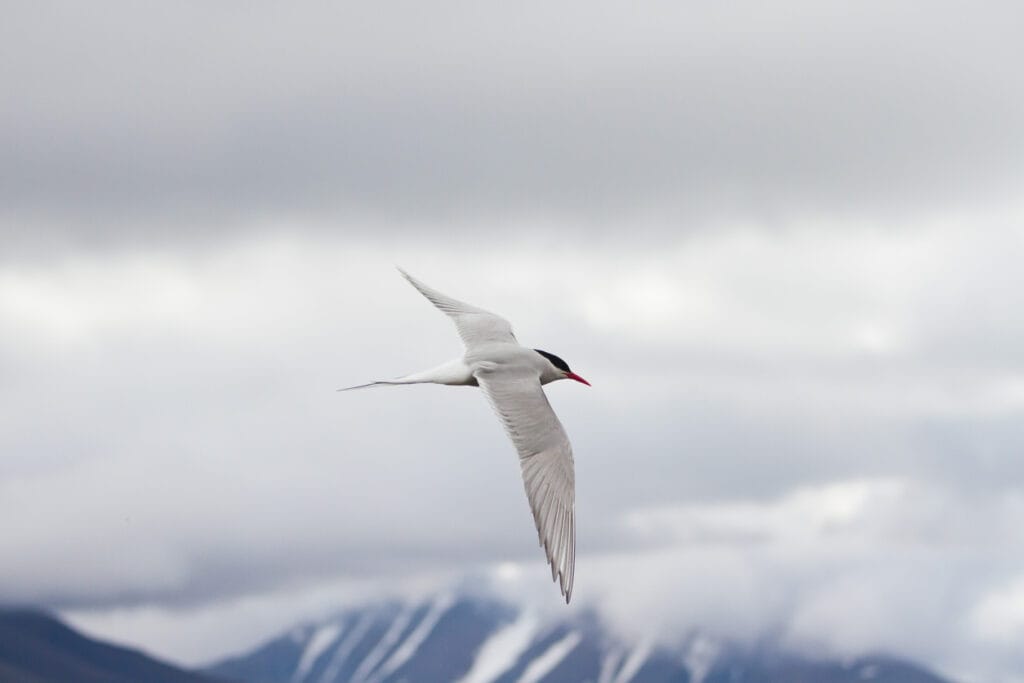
[534,349,590,386]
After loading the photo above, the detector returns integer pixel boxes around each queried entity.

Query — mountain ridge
[204,590,955,683]
[0,595,955,683]
[0,607,226,683]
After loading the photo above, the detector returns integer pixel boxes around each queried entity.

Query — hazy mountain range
[203,590,955,683]
[0,591,958,683]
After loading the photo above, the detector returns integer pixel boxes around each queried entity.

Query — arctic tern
[340,269,589,603]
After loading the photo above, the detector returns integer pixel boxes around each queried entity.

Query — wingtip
[559,570,573,604]
[395,266,425,291]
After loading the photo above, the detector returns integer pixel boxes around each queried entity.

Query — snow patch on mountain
[597,647,626,683]
[369,592,455,683]
[516,631,582,683]
[292,623,341,682]
[317,613,373,683]
[614,639,653,683]
[456,610,540,683]
[350,604,417,683]
[683,634,720,683]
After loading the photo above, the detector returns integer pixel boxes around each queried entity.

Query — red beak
[566,371,591,386]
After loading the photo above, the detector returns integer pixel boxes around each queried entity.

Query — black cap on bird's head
[534,349,591,386]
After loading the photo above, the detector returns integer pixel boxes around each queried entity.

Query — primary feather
[475,366,576,602]
[398,268,518,348]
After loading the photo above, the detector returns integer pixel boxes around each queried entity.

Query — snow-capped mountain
[204,591,954,683]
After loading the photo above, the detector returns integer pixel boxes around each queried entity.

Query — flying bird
[340,269,590,603]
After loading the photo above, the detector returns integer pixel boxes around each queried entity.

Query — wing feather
[475,366,576,603]
[398,269,517,349]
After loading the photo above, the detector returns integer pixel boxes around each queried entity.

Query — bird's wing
[475,364,576,603]
[398,268,517,349]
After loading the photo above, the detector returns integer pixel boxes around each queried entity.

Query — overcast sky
[2,2,1023,681]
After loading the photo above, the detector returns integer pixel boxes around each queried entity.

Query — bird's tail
[338,359,474,392]
[336,380,407,392]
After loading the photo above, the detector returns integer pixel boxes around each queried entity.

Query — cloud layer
[3,1,1022,249]
[3,3,1024,682]
[3,218,1024,680]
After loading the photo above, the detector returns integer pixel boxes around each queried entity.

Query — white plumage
[341,269,588,603]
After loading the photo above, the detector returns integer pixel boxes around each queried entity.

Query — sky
[2,1,1023,681]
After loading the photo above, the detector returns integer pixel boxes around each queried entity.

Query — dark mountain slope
[0,608,225,683]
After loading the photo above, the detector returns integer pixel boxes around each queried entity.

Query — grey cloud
[2,229,1023,615]
[3,5,1024,678]
[2,1,1023,249]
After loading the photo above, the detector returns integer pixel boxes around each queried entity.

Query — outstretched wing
[475,364,576,603]
[398,268,517,349]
